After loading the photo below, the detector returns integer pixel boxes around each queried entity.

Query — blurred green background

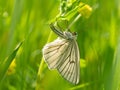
[0,0,120,90]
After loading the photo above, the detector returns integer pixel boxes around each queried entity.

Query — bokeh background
[0,0,120,90]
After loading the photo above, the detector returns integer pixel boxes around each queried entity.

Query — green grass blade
[112,38,120,90]
[0,41,23,84]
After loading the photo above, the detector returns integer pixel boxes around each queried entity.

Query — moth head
[72,32,77,36]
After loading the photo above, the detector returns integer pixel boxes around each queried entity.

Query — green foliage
[0,0,120,90]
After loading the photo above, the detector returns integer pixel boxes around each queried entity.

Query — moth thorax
[64,31,77,40]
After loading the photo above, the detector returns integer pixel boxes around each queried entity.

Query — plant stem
[36,31,53,90]
[68,14,81,29]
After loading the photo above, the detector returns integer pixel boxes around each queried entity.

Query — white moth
[42,23,80,84]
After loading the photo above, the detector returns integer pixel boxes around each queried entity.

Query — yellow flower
[7,59,16,75]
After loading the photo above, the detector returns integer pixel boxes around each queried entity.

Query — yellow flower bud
[78,3,92,18]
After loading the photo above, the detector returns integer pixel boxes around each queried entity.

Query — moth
[42,23,80,84]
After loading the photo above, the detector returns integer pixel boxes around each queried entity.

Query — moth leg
[49,23,66,39]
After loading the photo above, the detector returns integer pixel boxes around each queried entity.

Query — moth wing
[42,38,69,69]
[57,40,80,84]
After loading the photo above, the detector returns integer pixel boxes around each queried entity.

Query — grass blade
[112,37,120,90]
[0,41,23,84]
